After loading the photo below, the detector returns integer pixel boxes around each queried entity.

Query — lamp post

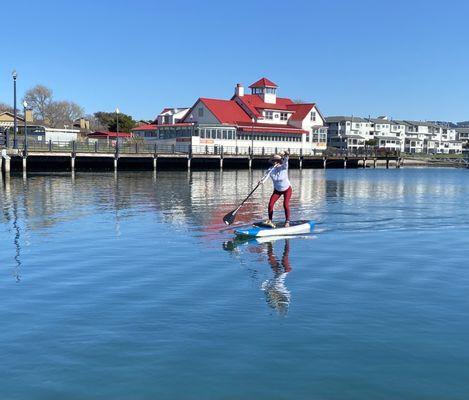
[251,117,255,156]
[23,101,28,150]
[115,107,120,146]
[12,70,17,149]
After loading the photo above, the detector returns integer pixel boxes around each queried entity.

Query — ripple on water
[1,169,469,399]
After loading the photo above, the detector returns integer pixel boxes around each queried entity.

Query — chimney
[235,83,244,97]
[25,109,33,123]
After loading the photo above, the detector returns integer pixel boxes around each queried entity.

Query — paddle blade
[223,209,237,225]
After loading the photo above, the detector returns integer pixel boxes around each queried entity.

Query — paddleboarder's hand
[283,151,289,156]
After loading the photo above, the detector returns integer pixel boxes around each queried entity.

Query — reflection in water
[2,169,469,283]
[262,240,291,316]
[224,238,292,316]
[2,176,22,282]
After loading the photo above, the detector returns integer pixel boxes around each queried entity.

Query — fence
[1,138,400,158]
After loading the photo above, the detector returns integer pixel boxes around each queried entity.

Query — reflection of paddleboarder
[262,239,291,315]
[264,152,291,228]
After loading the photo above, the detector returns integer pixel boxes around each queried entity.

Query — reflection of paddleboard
[235,220,314,238]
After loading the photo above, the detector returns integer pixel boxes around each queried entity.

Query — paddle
[223,167,273,225]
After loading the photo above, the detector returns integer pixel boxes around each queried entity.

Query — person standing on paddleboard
[264,151,291,228]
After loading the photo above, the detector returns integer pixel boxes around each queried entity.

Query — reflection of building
[132,77,327,154]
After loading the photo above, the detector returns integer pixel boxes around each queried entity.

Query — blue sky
[1,0,468,122]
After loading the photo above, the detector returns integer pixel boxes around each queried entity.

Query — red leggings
[268,186,292,221]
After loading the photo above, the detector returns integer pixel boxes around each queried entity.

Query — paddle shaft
[233,167,273,213]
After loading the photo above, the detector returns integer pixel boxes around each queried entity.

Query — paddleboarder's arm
[281,152,289,170]
[261,167,274,183]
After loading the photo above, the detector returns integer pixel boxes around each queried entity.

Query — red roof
[249,77,278,88]
[156,123,193,127]
[236,94,294,115]
[287,103,316,121]
[132,124,157,131]
[88,131,132,138]
[198,98,252,124]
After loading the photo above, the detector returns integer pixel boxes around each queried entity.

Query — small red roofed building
[132,78,327,154]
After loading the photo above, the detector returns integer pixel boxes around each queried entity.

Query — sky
[1,0,468,122]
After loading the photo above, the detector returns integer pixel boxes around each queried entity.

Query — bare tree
[86,114,106,131]
[0,102,13,113]
[47,101,84,128]
[23,85,53,122]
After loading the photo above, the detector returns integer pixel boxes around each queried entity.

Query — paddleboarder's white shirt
[269,156,290,192]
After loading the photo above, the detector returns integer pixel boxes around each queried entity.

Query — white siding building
[133,78,328,155]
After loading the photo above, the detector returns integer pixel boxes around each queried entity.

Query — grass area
[404,153,465,159]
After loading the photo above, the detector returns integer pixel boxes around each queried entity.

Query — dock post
[344,157,347,169]
[362,157,366,168]
[323,157,327,169]
[0,156,2,172]
[114,158,118,171]
[299,157,303,169]
[71,156,75,171]
[220,146,224,169]
[4,157,10,173]
[386,158,389,169]
[187,156,191,169]
[248,157,252,169]
[22,156,27,172]
[153,156,157,171]
[373,158,377,168]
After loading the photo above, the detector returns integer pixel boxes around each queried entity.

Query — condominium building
[324,116,369,151]
[326,116,462,154]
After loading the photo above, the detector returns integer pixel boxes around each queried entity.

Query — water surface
[1,168,468,399]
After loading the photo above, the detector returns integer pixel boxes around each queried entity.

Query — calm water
[1,168,469,399]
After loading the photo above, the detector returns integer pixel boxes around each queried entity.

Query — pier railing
[2,138,401,158]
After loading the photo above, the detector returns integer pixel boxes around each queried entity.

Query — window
[216,130,221,139]
[265,111,273,120]
[310,111,316,122]
[280,113,288,121]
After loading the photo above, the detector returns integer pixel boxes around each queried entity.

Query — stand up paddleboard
[235,220,314,238]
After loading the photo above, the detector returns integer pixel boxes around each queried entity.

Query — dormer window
[265,111,273,120]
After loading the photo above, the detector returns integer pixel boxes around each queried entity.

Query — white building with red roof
[133,78,327,154]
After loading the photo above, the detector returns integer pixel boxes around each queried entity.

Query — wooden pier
[1,140,402,173]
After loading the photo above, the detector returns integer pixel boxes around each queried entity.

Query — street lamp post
[12,70,18,149]
[115,107,120,147]
[23,101,28,150]
[251,117,255,156]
